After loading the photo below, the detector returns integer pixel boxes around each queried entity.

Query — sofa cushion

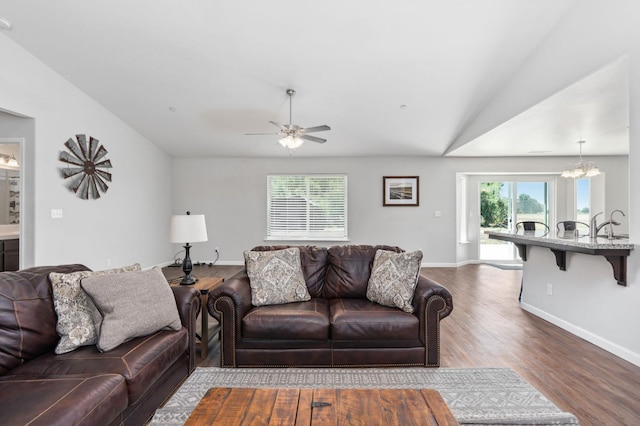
[329,298,419,341]
[366,250,422,313]
[0,264,89,375]
[251,245,328,297]
[49,263,141,354]
[0,374,128,426]
[7,328,188,404]
[324,245,404,298]
[243,298,330,340]
[245,247,311,306]
[81,268,182,352]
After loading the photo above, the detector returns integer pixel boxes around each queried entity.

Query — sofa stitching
[73,375,127,425]
[126,331,186,382]
[24,375,122,425]
[213,296,236,367]
[190,297,197,372]
[424,295,446,367]
[13,301,25,363]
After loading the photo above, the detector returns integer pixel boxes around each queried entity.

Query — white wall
[172,156,459,265]
[0,34,173,269]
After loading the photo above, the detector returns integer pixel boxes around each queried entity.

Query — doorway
[0,140,22,271]
[479,180,551,261]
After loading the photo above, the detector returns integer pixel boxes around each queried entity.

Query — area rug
[150,367,578,425]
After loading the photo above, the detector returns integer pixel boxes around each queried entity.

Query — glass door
[479,181,513,260]
[479,180,550,261]
[515,182,549,229]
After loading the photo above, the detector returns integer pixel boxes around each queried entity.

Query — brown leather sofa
[0,264,201,426]
[208,245,453,368]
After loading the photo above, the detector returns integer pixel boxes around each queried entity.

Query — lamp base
[180,243,196,285]
[180,275,197,285]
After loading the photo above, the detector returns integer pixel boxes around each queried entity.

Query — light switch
[434,210,442,218]
[51,209,63,219]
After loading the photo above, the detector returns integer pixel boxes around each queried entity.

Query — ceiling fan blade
[269,121,285,129]
[302,125,331,133]
[245,132,280,135]
[300,134,327,144]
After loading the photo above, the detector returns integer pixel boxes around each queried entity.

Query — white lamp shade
[170,214,208,243]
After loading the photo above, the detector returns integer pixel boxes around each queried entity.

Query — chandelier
[561,140,600,178]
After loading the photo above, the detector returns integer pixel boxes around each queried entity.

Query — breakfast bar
[487,231,634,286]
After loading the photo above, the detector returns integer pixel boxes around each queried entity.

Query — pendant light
[561,140,600,178]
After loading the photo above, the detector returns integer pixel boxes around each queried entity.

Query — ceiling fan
[246,89,331,151]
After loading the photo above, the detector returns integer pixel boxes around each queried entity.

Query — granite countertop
[486,230,634,250]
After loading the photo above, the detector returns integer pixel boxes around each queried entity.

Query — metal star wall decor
[59,134,112,200]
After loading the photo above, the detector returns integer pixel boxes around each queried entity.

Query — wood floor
[194,264,640,425]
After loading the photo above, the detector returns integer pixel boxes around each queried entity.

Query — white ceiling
[447,56,629,157]
[2,0,626,158]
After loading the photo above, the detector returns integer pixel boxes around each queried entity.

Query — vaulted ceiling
[1,0,626,158]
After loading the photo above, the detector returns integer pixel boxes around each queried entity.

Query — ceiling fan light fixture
[278,135,304,150]
[561,140,601,179]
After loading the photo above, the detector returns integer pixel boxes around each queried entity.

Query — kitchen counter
[487,230,634,285]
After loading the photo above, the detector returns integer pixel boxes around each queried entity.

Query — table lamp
[170,211,208,285]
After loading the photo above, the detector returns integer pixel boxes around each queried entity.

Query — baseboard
[520,302,640,367]
[213,260,245,266]
[421,262,462,267]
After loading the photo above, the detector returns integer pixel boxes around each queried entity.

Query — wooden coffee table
[185,387,459,425]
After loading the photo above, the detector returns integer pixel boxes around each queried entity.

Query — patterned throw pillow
[366,250,422,313]
[245,247,311,306]
[49,263,141,354]
[81,268,182,352]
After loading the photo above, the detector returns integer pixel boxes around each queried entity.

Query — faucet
[606,210,626,239]
[590,212,602,238]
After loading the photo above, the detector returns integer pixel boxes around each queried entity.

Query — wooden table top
[163,267,224,293]
[185,387,459,425]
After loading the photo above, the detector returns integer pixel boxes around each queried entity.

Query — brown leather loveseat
[0,264,201,426]
[208,245,453,368]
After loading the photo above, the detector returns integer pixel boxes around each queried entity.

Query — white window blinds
[267,174,348,240]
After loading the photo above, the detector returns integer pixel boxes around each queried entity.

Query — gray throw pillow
[245,247,311,306]
[366,249,423,313]
[49,263,141,354]
[81,267,181,352]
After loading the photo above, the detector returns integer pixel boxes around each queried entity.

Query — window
[575,178,590,222]
[267,174,348,241]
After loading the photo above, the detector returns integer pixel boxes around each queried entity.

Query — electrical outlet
[546,283,553,296]
[51,209,63,219]
[214,247,220,253]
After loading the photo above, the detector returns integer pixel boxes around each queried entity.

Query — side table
[167,274,224,359]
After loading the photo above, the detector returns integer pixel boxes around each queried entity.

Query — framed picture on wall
[383,176,419,206]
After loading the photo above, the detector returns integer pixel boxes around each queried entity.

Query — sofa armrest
[171,285,201,373]
[207,271,253,367]
[412,274,453,367]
